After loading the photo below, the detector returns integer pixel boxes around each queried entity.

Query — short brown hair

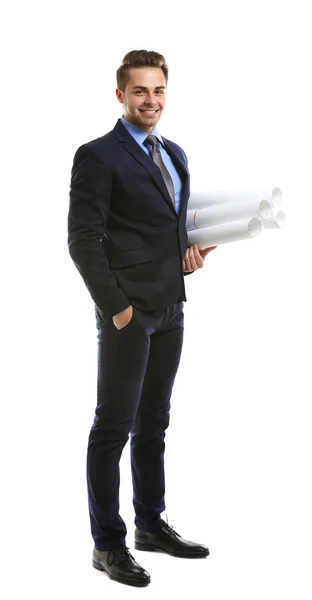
[116,49,169,91]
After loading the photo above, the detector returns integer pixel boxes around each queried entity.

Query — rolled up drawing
[187,217,263,249]
[187,187,282,210]
[260,210,286,229]
[186,198,273,231]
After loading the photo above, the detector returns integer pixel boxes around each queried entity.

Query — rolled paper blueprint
[260,210,285,229]
[187,187,282,210]
[187,217,262,249]
[186,198,273,230]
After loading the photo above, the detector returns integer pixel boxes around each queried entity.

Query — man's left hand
[183,244,217,272]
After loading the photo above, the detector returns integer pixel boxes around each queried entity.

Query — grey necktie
[144,134,175,207]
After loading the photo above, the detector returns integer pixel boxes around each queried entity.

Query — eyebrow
[132,85,166,90]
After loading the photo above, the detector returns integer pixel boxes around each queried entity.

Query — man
[68,49,216,587]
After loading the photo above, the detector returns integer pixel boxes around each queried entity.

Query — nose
[145,92,159,105]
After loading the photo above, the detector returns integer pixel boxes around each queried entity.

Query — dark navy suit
[68,118,192,550]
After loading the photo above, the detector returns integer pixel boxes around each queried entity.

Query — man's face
[116,67,167,133]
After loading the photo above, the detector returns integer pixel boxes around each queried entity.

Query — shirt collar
[120,115,164,147]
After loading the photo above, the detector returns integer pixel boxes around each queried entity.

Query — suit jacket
[68,118,191,321]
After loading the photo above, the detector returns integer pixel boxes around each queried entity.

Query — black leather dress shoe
[92,546,150,586]
[135,521,210,558]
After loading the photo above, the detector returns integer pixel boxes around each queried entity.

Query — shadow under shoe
[92,546,151,586]
[135,521,210,558]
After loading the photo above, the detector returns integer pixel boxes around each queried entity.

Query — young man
[68,49,216,587]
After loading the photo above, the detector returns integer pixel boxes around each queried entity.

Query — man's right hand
[112,305,133,330]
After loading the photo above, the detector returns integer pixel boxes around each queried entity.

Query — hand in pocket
[112,305,133,330]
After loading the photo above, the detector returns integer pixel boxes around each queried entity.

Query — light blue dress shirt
[112,115,183,318]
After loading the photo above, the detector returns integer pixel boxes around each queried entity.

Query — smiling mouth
[139,109,159,114]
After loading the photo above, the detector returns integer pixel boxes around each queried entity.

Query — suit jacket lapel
[162,137,190,218]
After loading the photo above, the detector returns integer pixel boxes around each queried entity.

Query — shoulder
[73,130,116,160]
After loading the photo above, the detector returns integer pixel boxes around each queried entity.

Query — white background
[2,0,312,598]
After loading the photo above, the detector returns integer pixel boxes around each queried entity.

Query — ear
[116,88,124,104]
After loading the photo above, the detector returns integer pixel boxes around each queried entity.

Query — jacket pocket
[109,247,157,269]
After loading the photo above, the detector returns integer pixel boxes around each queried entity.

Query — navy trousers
[87,301,184,551]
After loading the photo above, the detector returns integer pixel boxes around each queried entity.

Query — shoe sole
[134,541,209,558]
[92,559,151,586]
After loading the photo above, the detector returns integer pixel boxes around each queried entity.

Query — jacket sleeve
[181,148,194,276]
[67,145,130,320]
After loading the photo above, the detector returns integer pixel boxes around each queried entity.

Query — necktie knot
[144,134,160,152]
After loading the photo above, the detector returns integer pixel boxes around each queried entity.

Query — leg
[87,307,151,551]
[130,302,184,532]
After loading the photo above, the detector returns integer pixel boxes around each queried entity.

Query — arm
[180,149,217,272]
[181,148,194,277]
[67,145,130,321]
